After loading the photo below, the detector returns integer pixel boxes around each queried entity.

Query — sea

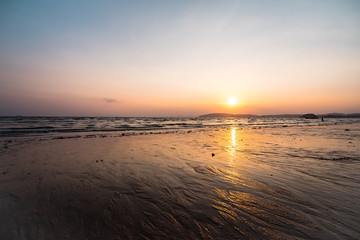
[1,116,359,137]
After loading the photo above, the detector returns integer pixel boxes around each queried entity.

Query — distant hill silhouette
[301,113,318,119]
[199,113,360,118]
[321,113,360,118]
[199,113,257,118]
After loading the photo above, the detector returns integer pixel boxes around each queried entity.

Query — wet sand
[0,124,359,239]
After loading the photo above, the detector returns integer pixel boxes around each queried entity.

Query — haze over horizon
[1,0,360,117]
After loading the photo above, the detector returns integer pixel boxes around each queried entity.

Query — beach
[2,0,360,238]
[0,123,359,239]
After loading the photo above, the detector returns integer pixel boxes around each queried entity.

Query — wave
[0,116,359,137]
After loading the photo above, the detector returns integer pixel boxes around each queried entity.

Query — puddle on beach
[0,124,359,239]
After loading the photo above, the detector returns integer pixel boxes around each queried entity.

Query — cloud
[102,98,117,103]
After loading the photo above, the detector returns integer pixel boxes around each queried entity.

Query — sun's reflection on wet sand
[227,127,238,159]
[231,128,236,147]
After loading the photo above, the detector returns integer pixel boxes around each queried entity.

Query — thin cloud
[102,98,117,103]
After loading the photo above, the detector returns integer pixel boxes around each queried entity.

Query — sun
[227,97,237,106]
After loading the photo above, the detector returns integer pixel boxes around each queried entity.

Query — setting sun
[227,97,238,106]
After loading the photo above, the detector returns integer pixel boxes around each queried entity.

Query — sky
[0,0,359,116]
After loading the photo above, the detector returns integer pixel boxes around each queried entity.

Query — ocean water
[0,116,359,137]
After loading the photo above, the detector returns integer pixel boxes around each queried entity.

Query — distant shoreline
[198,113,360,118]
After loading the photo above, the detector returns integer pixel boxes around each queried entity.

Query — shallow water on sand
[0,124,359,239]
